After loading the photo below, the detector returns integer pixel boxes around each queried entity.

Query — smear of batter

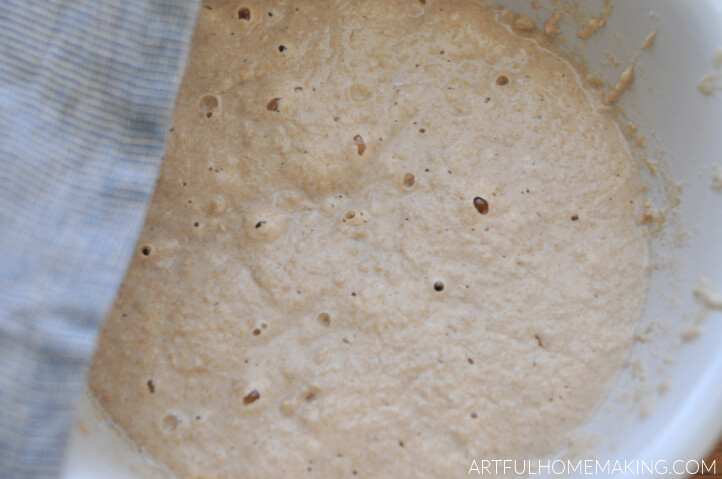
[89,1,652,478]
[694,277,722,310]
[514,13,536,32]
[641,29,657,51]
[577,0,614,40]
[604,64,635,105]
[713,166,722,192]
[698,47,722,95]
[544,11,565,37]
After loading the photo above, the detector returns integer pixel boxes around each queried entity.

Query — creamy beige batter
[89,1,652,477]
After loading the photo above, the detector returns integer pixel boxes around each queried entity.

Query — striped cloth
[0,1,200,478]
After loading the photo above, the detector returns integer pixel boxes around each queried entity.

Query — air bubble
[198,94,220,118]
[473,197,489,215]
[243,389,260,405]
[403,173,415,188]
[349,84,372,102]
[317,312,331,327]
[237,7,251,20]
[161,414,179,433]
[353,135,366,155]
[305,387,320,401]
[267,97,281,112]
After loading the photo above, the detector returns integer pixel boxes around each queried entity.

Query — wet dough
[90,1,652,478]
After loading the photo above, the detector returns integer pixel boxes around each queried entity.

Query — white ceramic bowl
[63,1,722,477]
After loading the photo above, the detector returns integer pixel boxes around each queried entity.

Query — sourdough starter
[90,1,652,477]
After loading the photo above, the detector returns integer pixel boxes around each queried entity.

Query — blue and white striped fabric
[0,1,200,477]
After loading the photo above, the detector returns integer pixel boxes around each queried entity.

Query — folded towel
[0,1,200,477]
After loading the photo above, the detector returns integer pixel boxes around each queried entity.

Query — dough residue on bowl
[698,47,722,95]
[713,166,722,192]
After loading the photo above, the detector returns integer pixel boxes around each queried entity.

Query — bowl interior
[64,1,722,478]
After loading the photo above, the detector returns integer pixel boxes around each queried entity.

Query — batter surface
[90,1,652,477]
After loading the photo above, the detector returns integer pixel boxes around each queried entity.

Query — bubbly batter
[89,1,652,477]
